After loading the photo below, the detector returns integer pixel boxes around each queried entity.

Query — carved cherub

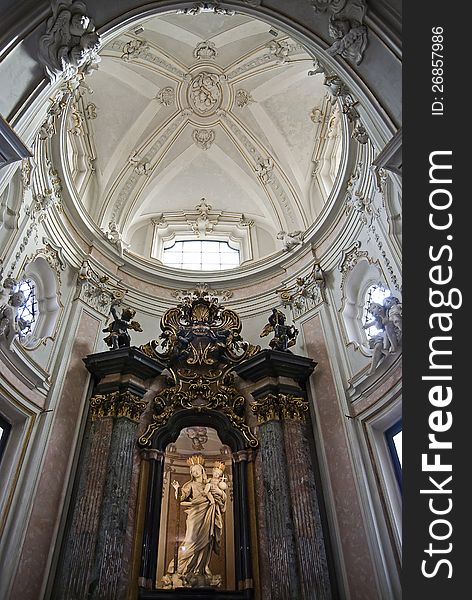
[103,303,142,349]
[0,279,27,347]
[277,230,304,251]
[260,307,298,352]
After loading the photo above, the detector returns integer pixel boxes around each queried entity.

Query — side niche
[156,428,234,591]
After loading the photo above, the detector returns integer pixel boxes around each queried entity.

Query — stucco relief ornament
[352,122,369,144]
[189,72,222,115]
[277,230,304,251]
[76,260,127,314]
[178,2,235,15]
[255,158,275,184]
[129,151,150,175]
[39,0,102,83]
[193,40,218,60]
[311,0,368,64]
[187,198,219,236]
[121,38,148,62]
[267,40,291,64]
[156,87,175,106]
[193,129,215,150]
[105,221,129,256]
[235,89,254,108]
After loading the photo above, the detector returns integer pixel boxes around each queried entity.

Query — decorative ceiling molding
[219,112,301,227]
[150,200,255,262]
[227,38,304,81]
[110,112,190,222]
[192,129,215,150]
[193,40,218,61]
[235,89,255,108]
[171,283,233,302]
[107,39,187,80]
[177,2,236,16]
[187,198,219,236]
[156,87,175,106]
[121,39,149,62]
[75,259,127,315]
[188,71,224,116]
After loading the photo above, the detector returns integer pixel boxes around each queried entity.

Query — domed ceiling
[65,10,344,268]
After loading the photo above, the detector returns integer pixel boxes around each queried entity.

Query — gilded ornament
[251,393,308,423]
[138,291,260,448]
[89,391,147,422]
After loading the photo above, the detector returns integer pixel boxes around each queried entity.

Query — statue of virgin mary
[163,455,227,588]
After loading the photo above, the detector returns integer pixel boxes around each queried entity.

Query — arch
[140,407,254,596]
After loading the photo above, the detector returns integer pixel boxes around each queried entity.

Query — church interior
[0,1,402,598]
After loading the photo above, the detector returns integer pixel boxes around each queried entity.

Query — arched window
[16,279,37,336]
[385,420,402,489]
[162,240,240,271]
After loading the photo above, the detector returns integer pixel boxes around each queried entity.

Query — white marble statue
[164,456,227,589]
[0,279,26,347]
[364,296,402,375]
[277,230,303,251]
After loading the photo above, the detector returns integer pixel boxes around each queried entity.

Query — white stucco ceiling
[65,10,343,264]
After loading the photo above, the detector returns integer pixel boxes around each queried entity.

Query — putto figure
[103,303,142,349]
[363,295,402,375]
[39,0,102,82]
[0,278,26,347]
[260,307,298,352]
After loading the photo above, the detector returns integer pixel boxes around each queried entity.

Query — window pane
[385,421,402,489]
[16,279,37,335]
[393,431,402,467]
[162,240,240,271]
[363,284,391,339]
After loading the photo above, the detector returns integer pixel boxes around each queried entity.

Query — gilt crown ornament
[187,454,205,466]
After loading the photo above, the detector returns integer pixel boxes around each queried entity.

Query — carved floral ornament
[76,259,127,314]
[339,241,367,271]
[171,284,233,303]
[188,72,223,115]
[193,40,218,60]
[138,290,260,448]
[278,263,326,319]
[193,129,215,150]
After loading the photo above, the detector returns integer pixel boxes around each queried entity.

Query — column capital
[252,393,309,424]
[89,390,147,422]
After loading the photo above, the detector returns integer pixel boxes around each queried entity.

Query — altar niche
[157,428,235,591]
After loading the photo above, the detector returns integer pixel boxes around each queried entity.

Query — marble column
[236,349,332,600]
[53,347,163,600]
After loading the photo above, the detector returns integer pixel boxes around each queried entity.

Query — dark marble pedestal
[235,350,332,600]
[53,347,164,600]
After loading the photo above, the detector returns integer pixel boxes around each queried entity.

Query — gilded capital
[251,393,308,424]
[251,393,281,424]
[89,391,147,422]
